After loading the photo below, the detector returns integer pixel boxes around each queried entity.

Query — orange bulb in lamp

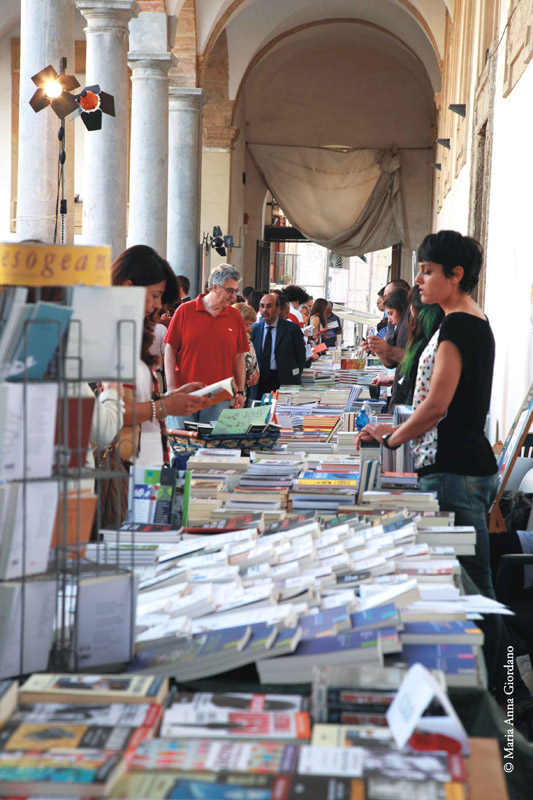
[79,91,100,112]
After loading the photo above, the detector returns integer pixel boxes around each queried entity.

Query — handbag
[93,384,140,534]
[116,384,141,462]
[94,437,130,533]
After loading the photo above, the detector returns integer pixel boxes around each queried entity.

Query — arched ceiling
[196,0,452,99]
[244,22,435,149]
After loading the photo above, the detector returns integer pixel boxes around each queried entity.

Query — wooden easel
[488,382,533,533]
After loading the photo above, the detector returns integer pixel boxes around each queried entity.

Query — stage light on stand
[27,58,113,245]
[29,62,80,118]
[44,80,62,99]
[70,85,116,131]
[212,236,226,256]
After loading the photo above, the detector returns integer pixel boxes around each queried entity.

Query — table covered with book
[0,367,531,799]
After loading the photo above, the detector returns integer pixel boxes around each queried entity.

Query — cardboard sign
[212,406,272,435]
[0,243,111,287]
[386,663,469,753]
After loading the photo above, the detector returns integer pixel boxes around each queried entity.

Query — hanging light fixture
[29,64,80,118]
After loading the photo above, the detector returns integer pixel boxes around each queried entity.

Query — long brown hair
[111,245,178,369]
[310,298,328,328]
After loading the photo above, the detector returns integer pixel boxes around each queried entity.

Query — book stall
[0,258,529,798]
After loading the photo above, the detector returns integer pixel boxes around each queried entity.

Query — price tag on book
[0,243,111,286]
[386,663,469,754]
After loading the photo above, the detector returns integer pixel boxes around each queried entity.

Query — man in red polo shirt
[164,264,249,428]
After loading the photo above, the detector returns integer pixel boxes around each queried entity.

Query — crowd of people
[102,250,342,470]
[92,232,532,709]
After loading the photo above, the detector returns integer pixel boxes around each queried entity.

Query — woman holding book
[309,298,329,343]
[110,245,208,466]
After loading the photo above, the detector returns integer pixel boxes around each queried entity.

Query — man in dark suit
[251,293,306,398]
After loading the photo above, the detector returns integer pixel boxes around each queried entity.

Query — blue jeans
[419,472,498,599]
[166,399,230,431]
[419,472,504,692]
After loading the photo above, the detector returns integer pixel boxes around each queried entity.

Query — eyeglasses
[223,287,238,295]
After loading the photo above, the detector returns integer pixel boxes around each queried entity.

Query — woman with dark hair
[356,230,504,689]
[310,298,329,343]
[110,245,207,465]
[376,287,388,331]
[383,289,408,327]
[392,286,444,407]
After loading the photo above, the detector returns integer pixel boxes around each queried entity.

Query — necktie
[262,326,273,371]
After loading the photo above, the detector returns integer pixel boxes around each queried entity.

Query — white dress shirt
[261,318,278,370]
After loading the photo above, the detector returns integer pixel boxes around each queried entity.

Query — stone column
[17,0,75,243]
[127,13,174,256]
[167,87,205,291]
[76,0,139,260]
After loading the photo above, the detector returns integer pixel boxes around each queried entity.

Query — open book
[190,377,233,409]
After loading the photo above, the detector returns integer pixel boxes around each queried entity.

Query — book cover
[170,691,308,714]
[65,285,145,381]
[0,580,56,680]
[191,377,234,408]
[0,382,58,480]
[12,701,162,729]
[0,480,57,580]
[297,741,466,785]
[348,604,400,633]
[400,621,484,646]
[54,395,95,469]
[298,607,351,639]
[129,626,252,680]
[398,645,479,687]
[160,709,311,742]
[131,738,299,775]
[0,679,17,724]
[19,673,168,705]
[114,771,292,799]
[9,301,72,381]
[0,720,149,753]
[0,749,125,796]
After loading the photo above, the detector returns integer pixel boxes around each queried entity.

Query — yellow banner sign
[0,243,111,287]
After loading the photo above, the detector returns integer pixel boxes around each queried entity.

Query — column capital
[128,51,176,78]
[76,0,140,30]
[168,87,206,112]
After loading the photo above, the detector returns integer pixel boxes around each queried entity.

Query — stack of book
[289,471,359,513]
[0,674,501,799]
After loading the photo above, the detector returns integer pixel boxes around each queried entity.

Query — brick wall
[170,0,197,86]
[137,0,166,11]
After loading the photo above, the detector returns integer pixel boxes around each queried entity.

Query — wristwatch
[235,391,244,396]
[382,432,400,450]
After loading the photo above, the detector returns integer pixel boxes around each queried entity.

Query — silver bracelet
[150,399,157,424]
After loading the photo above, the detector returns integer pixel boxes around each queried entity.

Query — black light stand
[56,57,68,245]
